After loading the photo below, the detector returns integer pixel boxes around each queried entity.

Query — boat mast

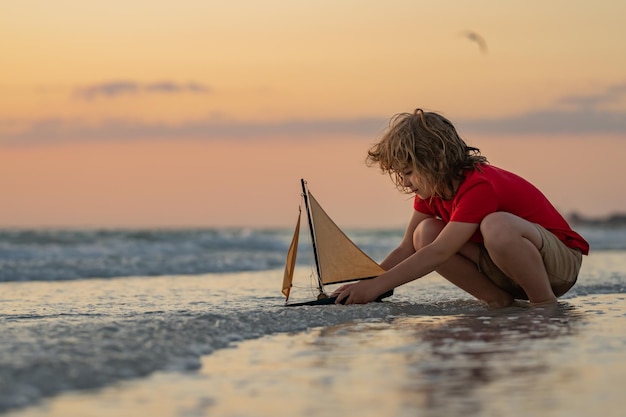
[301,179,325,295]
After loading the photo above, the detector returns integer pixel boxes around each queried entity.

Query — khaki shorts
[478,224,583,300]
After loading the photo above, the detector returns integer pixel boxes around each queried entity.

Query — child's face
[399,166,433,199]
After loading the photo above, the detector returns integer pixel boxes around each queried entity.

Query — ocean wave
[0,227,623,282]
[0,229,301,282]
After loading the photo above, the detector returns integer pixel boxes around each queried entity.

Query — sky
[1,0,625,228]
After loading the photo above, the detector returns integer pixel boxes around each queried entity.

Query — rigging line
[308,268,320,297]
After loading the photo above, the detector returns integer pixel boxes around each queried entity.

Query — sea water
[0,226,625,416]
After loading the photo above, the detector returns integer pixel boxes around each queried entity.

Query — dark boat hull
[285,289,394,307]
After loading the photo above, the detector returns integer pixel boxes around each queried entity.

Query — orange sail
[281,209,301,302]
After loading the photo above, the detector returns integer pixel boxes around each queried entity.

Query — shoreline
[4,292,625,417]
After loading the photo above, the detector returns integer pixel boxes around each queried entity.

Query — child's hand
[333,281,379,305]
[330,284,353,297]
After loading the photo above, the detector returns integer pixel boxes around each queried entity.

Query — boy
[334,109,589,307]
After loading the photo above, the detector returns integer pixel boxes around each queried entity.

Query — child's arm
[379,210,433,270]
[336,220,479,304]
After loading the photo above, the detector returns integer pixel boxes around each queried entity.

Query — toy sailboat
[281,179,393,306]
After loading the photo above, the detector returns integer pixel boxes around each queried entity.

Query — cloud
[2,83,626,146]
[457,108,626,135]
[0,117,389,146]
[558,82,626,109]
[75,80,211,100]
[2,108,625,147]
[457,82,626,135]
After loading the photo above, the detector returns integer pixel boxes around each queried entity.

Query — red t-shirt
[414,164,589,254]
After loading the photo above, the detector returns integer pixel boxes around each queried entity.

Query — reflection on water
[313,302,585,416]
[401,304,583,415]
[11,298,626,417]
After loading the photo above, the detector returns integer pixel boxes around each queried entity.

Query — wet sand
[7,292,625,417]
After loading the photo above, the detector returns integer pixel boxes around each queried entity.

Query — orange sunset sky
[1,1,625,228]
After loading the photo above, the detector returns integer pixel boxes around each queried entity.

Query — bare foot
[486,295,515,309]
[530,298,558,308]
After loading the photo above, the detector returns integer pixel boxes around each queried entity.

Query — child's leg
[414,218,514,308]
[480,212,557,305]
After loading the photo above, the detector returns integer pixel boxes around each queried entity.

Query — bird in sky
[460,30,488,54]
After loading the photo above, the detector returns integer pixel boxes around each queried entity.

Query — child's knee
[480,212,517,248]
[413,218,444,250]
[481,212,542,252]
[481,212,510,234]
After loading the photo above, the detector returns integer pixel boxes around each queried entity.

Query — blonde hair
[367,108,487,199]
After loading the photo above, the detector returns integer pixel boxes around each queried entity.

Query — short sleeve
[450,181,499,223]
[414,197,436,216]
